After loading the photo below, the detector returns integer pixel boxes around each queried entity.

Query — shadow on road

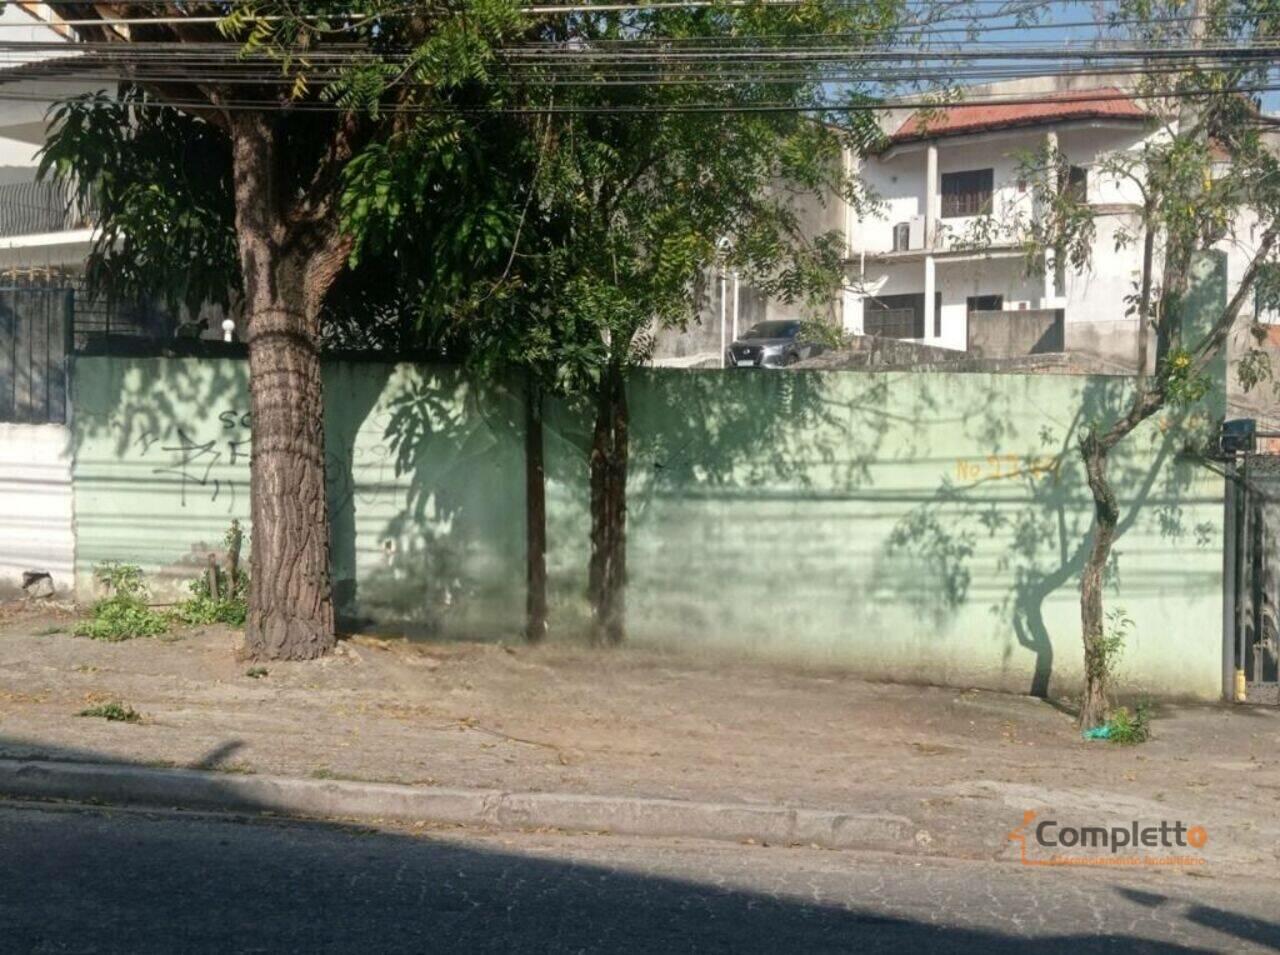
[1,736,1277,953]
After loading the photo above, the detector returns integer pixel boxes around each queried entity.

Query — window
[1066,165,1088,203]
[865,294,923,340]
[941,169,993,218]
[892,222,910,252]
[743,321,799,339]
[865,292,943,340]
[966,295,1004,313]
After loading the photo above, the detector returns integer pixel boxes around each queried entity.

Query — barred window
[941,168,993,218]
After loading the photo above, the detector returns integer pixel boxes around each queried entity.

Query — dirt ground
[1,599,1278,870]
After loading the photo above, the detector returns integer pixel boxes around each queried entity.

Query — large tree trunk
[231,115,337,660]
[1079,431,1119,729]
[524,376,548,644]
[588,363,628,646]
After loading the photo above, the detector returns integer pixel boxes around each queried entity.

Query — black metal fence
[0,286,73,424]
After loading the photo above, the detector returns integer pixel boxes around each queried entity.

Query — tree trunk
[1079,431,1119,728]
[524,376,548,644]
[588,363,628,646]
[231,115,336,661]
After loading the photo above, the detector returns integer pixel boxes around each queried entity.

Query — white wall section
[0,422,74,595]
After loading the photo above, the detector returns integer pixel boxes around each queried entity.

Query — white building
[0,3,97,597]
[655,76,1276,368]
[845,77,1276,366]
[0,4,97,277]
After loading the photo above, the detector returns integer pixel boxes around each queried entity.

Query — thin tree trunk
[1079,430,1118,728]
[231,114,336,660]
[588,363,628,646]
[524,376,548,644]
[1135,223,1155,385]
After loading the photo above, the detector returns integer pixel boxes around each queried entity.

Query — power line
[6,79,1279,113]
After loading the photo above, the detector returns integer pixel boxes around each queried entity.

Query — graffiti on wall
[103,409,252,510]
[109,406,403,517]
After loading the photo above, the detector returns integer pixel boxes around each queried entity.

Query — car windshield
[744,321,799,339]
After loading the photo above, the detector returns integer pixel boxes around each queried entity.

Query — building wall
[0,422,74,595]
[70,356,1227,699]
[849,118,1161,357]
[849,256,1044,350]
[651,162,848,364]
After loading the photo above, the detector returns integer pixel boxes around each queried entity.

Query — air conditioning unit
[908,215,925,250]
[891,216,927,252]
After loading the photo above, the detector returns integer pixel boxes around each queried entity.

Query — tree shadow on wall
[323,360,395,621]
[343,366,528,640]
[67,353,254,589]
[616,367,933,646]
[883,371,1216,701]
[71,353,250,476]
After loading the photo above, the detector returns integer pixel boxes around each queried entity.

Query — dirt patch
[1,605,1277,869]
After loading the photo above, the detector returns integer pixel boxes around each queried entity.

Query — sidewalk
[1,601,1277,869]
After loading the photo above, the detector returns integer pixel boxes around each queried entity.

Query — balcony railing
[0,180,94,238]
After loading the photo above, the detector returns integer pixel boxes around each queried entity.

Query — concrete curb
[0,758,914,850]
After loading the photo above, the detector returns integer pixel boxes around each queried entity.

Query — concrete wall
[71,356,1227,700]
[968,308,1064,357]
[0,422,74,595]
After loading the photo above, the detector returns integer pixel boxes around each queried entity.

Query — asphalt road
[1,801,1277,954]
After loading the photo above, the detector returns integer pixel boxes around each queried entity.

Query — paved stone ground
[1,603,1278,871]
[3,800,1278,953]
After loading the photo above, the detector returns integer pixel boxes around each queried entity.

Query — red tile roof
[891,88,1147,143]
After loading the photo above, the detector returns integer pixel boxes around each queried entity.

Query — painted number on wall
[955,454,1060,483]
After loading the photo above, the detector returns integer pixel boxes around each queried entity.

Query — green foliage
[173,522,249,627]
[174,568,249,628]
[90,561,147,599]
[1088,607,1133,685]
[1159,348,1211,407]
[338,1,902,396]
[246,667,269,679]
[1105,699,1152,745]
[77,701,142,723]
[1236,345,1274,394]
[39,89,238,316]
[73,563,169,642]
[799,318,847,352]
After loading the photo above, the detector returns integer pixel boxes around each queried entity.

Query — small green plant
[74,563,169,642]
[246,666,268,679]
[1088,607,1133,687]
[173,523,249,627]
[77,701,141,723]
[1105,699,1153,745]
[94,561,146,598]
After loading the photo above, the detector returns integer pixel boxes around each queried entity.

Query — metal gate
[0,286,73,424]
[1226,453,1280,704]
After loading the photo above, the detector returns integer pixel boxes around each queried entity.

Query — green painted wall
[71,357,1226,700]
